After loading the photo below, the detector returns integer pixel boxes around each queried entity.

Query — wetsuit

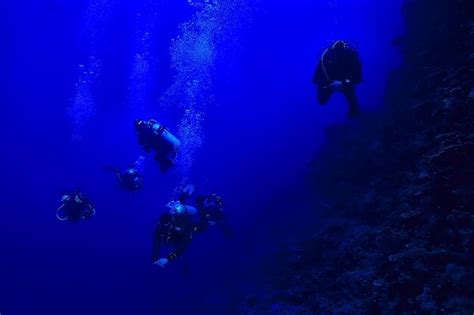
[152,208,198,264]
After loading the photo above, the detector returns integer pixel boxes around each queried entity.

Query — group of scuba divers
[55,40,363,269]
[56,119,227,269]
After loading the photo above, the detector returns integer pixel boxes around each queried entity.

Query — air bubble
[159,0,250,180]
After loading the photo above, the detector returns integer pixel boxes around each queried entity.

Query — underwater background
[3,0,472,314]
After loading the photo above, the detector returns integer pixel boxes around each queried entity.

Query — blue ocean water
[0,0,403,314]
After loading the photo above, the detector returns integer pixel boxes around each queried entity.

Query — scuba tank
[151,122,181,149]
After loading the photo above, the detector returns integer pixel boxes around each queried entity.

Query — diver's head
[166,201,186,216]
[202,193,224,221]
[204,194,223,211]
[332,40,349,52]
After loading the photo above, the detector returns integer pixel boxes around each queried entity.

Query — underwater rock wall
[242,0,474,314]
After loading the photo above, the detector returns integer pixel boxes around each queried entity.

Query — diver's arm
[156,246,185,268]
[166,237,191,263]
[170,230,193,260]
[154,232,178,268]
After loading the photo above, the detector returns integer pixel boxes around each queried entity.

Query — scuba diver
[135,119,181,172]
[313,40,362,118]
[194,193,227,233]
[152,195,199,268]
[177,184,228,233]
[152,185,228,268]
[195,192,233,237]
[56,190,96,222]
[106,156,145,192]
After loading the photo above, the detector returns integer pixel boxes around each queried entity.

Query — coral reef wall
[242,0,474,314]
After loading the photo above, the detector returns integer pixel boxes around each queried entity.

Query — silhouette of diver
[106,156,145,192]
[152,184,229,268]
[56,190,96,222]
[313,40,362,118]
[135,119,181,172]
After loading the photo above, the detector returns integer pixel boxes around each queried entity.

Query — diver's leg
[343,85,360,118]
[317,86,332,105]
[154,154,167,172]
[159,158,173,173]
[163,150,177,172]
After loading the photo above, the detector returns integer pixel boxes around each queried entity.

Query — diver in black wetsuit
[177,184,229,234]
[152,198,199,268]
[109,167,144,192]
[135,119,181,172]
[56,190,96,222]
[313,40,363,118]
[152,185,229,268]
[194,193,229,234]
[106,157,145,192]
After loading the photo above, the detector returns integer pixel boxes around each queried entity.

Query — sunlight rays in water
[129,0,159,118]
[68,57,101,141]
[68,0,114,140]
[161,0,250,182]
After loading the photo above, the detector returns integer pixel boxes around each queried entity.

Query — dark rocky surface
[242,0,474,314]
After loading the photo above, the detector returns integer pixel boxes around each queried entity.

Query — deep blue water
[1,0,403,314]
